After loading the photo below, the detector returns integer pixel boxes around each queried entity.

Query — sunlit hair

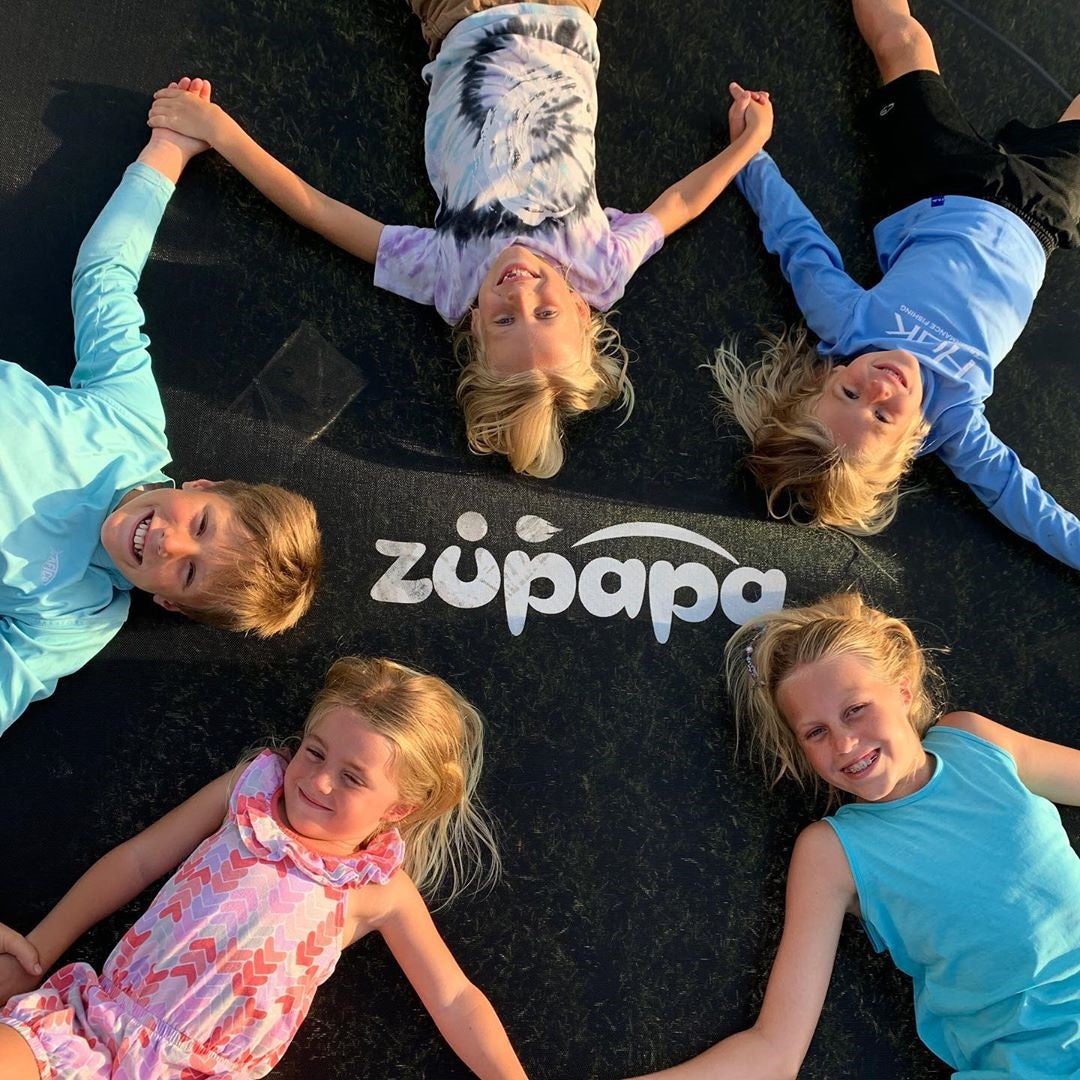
[710,328,929,534]
[723,593,943,803]
[454,307,633,479]
[175,481,321,637]
[303,657,500,903]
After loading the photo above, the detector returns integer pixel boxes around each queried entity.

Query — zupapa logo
[370,513,787,643]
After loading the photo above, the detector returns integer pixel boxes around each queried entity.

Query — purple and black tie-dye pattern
[375,4,664,324]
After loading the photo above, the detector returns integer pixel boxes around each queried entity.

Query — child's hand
[146,76,218,160]
[728,81,773,151]
[0,922,42,1006]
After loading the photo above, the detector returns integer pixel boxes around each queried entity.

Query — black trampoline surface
[1,0,1078,1077]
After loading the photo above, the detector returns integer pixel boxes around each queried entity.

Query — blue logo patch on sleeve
[931,195,945,207]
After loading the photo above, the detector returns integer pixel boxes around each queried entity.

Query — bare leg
[853,0,939,82]
[1061,93,1080,123]
[0,1024,40,1080]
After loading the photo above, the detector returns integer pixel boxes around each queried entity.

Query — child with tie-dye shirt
[147,2,773,478]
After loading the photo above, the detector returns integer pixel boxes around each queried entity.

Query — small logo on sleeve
[40,551,61,585]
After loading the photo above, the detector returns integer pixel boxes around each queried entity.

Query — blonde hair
[710,328,929,534]
[303,657,500,902]
[723,593,943,803]
[454,308,633,479]
[176,481,321,637]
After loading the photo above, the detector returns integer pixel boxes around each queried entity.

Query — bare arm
[645,84,773,239]
[23,773,231,979]
[939,712,1080,806]
[630,822,853,1080]
[362,874,527,1079]
[147,86,385,263]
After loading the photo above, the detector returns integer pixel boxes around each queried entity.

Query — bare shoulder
[937,711,1017,752]
[344,869,419,946]
[791,820,859,915]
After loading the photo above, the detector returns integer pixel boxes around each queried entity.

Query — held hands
[0,922,42,1006]
[728,81,773,153]
[147,77,222,157]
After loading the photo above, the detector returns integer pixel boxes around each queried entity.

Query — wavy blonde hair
[723,593,944,803]
[175,481,321,637]
[454,308,632,479]
[710,328,929,534]
[303,657,500,903]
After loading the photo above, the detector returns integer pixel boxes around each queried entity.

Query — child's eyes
[304,746,324,761]
[344,773,365,787]
[843,387,858,400]
[538,308,558,319]
[197,511,208,536]
[875,411,891,424]
[845,703,867,719]
[185,562,196,587]
[494,316,514,326]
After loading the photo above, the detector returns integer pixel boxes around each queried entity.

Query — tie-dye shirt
[375,4,664,324]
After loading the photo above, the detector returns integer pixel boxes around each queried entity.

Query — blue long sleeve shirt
[0,162,175,733]
[736,151,1079,570]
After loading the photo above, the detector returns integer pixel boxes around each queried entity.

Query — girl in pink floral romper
[0,658,526,1079]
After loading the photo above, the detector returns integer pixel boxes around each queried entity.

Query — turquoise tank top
[825,726,1080,1078]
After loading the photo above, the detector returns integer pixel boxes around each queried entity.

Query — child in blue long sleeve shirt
[0,79,322,735]
[712,0,1080,570]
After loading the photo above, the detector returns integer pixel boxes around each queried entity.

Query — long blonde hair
[710,329,929,534]
[454,308,632,478]
[723,593,943,802]
[303,657,500,902]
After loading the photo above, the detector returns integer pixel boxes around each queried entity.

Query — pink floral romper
[0,751,405,1078]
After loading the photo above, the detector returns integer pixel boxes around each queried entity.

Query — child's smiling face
[100,480,248,611]
[473,245,590,375]
[813,350,925,458]
[281,707,413,855]
[777,652,932,803]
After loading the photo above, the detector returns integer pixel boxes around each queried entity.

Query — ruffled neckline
[233,751,404,888]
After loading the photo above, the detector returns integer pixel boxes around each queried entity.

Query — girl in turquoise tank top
[633,592,1080,1080]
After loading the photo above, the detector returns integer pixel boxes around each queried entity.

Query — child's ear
[153,595,182,613]
[899,676,913,707]
[572,292,590,324]
[469,307,480,335]
[182,478,218,491]
[383,802,418,824]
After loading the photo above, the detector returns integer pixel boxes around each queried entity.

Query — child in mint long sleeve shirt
[0,79,321,734]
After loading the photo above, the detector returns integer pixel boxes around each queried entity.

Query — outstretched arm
[0,772,232,1006]
[734,150,864,348]
[645,84,773,239]
[147,83,385,263]
[935,408,1080,571]
[368,874,527,1079]
[627,822,852,1080]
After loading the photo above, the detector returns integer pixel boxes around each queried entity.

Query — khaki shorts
[409,0,601,55]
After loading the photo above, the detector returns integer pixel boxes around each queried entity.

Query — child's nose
[157,528,197,559]
[314,771,333,794]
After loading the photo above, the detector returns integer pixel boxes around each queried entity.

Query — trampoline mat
[1,0,1079,1077]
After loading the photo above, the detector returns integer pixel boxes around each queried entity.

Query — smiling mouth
[497,264,539,286]
[131,514,152,563]
[875,363,908,389]
[298,787,332,812]
[841,749,880,777]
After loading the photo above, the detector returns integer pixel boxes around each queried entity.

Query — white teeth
[132,517,151,560]
[500,268,533,283]
[844,752,877,775]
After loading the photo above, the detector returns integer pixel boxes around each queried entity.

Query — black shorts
[867,70,1080,253]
